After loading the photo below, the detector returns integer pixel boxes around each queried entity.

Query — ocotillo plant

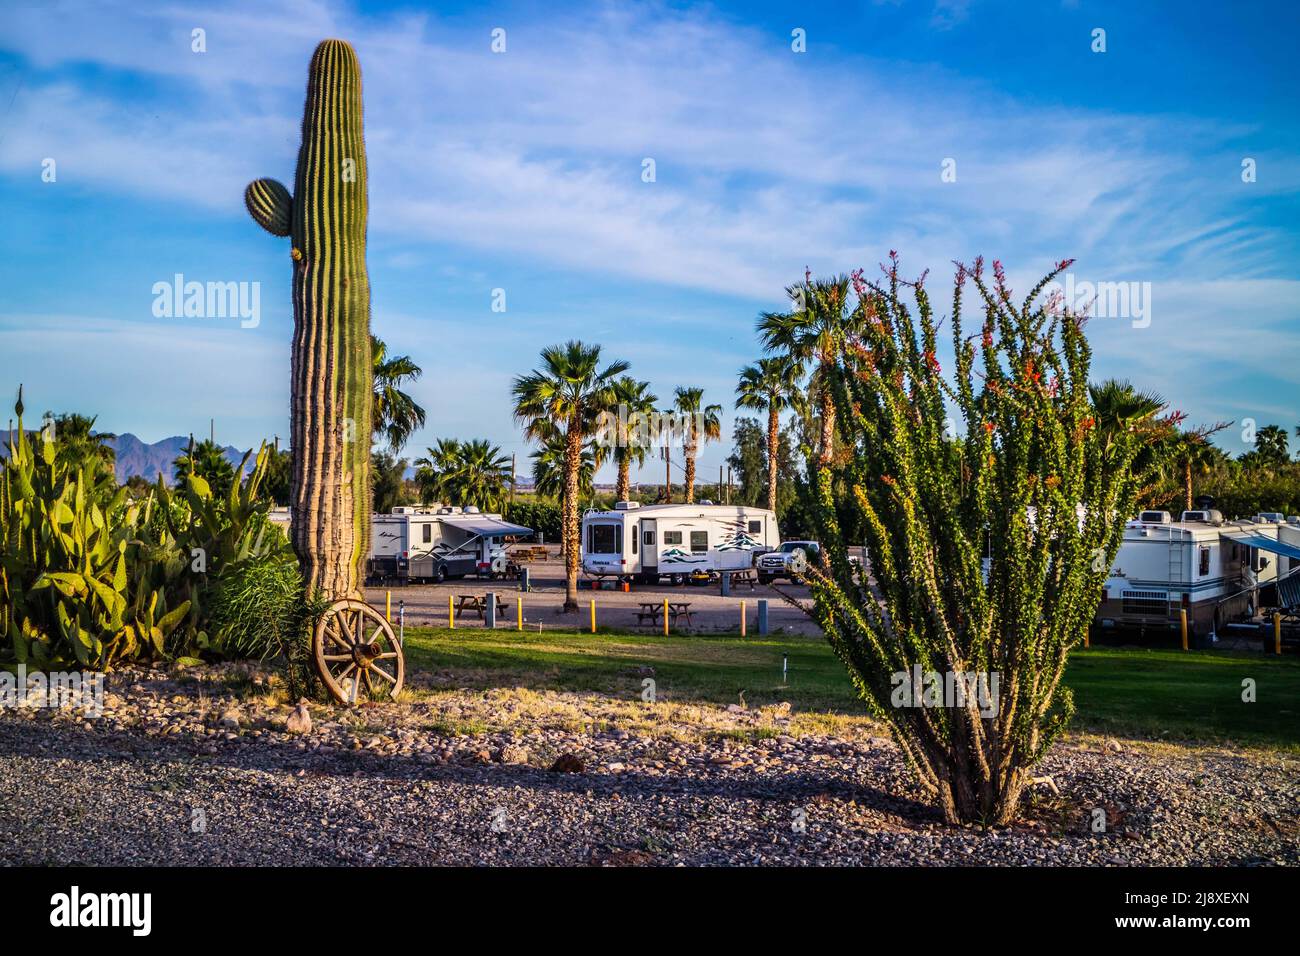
[244,39,373,600]
[802,255,1167,825]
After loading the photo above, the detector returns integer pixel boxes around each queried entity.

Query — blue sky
[1,0,1297,485]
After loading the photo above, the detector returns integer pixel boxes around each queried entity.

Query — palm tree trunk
[616,457,630,503]
[562,426,582,612]
[684,441,697,504]
[767,406,779,513]
[818,361,835,466]
[1185,459,1193,513]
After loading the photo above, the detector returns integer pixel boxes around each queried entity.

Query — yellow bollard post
[386,590,391,622]
[740,600,746,637]
[517,597,523,631]
[449,594,455,630]
[1179,608,1188,651]
[663,598,669,637]
[1275,612,1283,655]
[591,600,597,634]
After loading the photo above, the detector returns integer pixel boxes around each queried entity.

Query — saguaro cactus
[244,39,372,600]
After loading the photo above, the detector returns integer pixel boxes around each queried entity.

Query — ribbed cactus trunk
[245,39,372,601]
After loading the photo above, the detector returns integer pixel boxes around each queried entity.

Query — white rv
[368,506,531,583]
[1095,509,1300,638]
[581,501,779,583]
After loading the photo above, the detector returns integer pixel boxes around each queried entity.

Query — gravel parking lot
[366,554,822,635]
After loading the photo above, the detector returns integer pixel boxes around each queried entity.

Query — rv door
[641,520,657,572]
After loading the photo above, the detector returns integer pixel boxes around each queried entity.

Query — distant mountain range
[0,430,251,484]
[108,434,251,484]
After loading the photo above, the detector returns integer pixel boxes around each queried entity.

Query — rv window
[1198,547,1210,577]
[632,525,638,554]
[690,531,708,553]
[663,531,682,546]
[643,529,656,547]
[748,520,762,534]
[422,524,432,543]
[588,524,621,554]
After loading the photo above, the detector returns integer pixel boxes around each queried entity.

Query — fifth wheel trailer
[1093,510,1300,640]
[580,501,779,583]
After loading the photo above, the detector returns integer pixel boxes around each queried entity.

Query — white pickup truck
[756,541,821,583]
[756,540,865,584]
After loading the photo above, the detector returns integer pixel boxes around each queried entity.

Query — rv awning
[438,516,532,537]
[1220,533,1300,561]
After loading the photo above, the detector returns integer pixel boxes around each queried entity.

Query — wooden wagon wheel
[313,598,405,705]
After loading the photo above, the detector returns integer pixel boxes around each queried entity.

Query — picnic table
[635,601,694,628]
[726,570,757,591]
[509,546,551,562]
[455,593,508,621]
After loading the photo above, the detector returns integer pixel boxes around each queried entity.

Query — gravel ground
[1,664,1295,866]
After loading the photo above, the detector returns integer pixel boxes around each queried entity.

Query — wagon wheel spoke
[376,652,399,660]
[360,667,374,696]
[321,654,352,662]
[368,664,397,685]
[323,620,350,649]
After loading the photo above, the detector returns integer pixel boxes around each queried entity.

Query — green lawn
[401,627,1300,751]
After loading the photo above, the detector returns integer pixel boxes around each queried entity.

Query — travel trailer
[368,507,531,583]
[1094,509,1300,639]
[581,501,779,583]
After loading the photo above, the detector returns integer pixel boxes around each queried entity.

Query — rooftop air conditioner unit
[1138,510,1172,524]
[1181,510,1224,526]
[463,506,481,514]
[613,500,641,510]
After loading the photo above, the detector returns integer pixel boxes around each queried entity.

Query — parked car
[756,541,820,583]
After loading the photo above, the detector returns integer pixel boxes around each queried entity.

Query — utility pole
[273,434,280,454]
[510,452,517,507]
[210,418,214,444]
[726,466,732,505]
[719,464,723,504]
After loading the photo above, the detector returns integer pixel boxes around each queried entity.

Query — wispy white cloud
[0,0,1295,463]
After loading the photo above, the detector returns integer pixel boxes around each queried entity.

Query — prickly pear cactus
[244,39,372,600]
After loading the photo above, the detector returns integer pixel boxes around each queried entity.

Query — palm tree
[412,437,463,505]
[531,432,598,503]
[757,274,853,465]
[1088,379,1168,505]
[1254,424,1290,466]
[371,334,426,453]
[513,341,628,611]
[44,412,116,480]
[445,438,512,511]
[672,387,722,504]
[173,437,237,499]
[1169,433,1221,512]
[735,356,805,512]
[609,376,657,502]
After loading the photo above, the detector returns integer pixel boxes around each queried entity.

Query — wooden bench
[727,570,758,591]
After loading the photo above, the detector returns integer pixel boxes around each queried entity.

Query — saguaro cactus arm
[245,178,293,237]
